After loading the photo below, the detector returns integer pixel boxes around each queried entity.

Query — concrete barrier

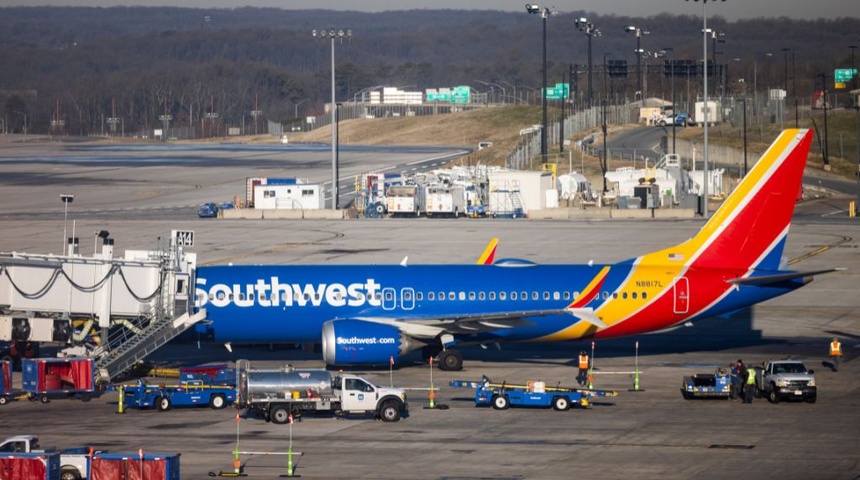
[222,207,694,221]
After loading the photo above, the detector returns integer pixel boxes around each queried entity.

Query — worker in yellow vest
[829,338,843,372]
[576,351,590,387]
[743,367,757,404]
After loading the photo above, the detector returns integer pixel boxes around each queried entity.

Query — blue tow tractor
[449,376,618,411]
[123,378,236,411]
[680,368,732,400]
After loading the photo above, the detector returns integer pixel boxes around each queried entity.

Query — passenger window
[428,292,435,300]
[448,292,455,300]
[632,292,638,299]
[511,292,518,300]
[416,292,423,301]
[458,292,466,301]
[642,292,647,299]
[499,292,507,300]
[563,292,570,300]
[468,292,476,300]
[478,292,485,300]
[489,292,496,300]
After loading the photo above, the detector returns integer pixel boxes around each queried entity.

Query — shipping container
[0,451,60,480]
[21,357,95,403]
[0,360,11,404]
[91,452,180,480]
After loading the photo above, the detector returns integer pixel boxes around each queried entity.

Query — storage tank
[239,367,333,404]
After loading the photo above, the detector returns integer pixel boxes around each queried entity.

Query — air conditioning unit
[0,316,72,342]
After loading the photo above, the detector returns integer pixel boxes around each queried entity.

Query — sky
[0,0,856,22]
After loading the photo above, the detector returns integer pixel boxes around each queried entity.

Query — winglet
[477,237,499,265]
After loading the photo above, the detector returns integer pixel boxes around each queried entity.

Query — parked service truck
[236,361,408,423]
[386,185,425,217]
[0,435,92,480]
[424,185,465,217]
[755,359,817,403]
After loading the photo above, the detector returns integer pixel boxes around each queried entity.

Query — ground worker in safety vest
[830,338,843,372]
[743,367,757,404]
[577,351,590,387]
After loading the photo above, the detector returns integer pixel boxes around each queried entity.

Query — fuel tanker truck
[235,360,408,423]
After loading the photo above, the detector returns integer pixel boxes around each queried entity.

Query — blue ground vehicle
[450,376,617,411]
[680,368,732,399]
[197,202,219,218]
[124,378,236,411]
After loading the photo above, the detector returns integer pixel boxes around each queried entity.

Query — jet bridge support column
[98,238,115,347]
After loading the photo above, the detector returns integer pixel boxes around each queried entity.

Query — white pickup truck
[0,435,91,480]
[755,359,817,403]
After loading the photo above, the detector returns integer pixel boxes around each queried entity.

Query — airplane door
[400,288,415,310]
[382,287,396,310]
[674,277,689,314]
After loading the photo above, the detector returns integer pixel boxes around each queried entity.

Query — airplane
[194,128,837,371]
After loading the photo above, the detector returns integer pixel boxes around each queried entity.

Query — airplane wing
[353,306,605,338]
[727,268,843,287]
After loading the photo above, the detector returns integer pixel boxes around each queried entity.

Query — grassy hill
[284,105,858,181]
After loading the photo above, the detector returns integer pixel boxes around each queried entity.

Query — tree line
[0,7,857,137]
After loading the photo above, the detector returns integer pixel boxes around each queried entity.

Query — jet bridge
[0,230,205,383]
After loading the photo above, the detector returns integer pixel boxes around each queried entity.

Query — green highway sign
[451,85,471,104]
[834,68,857,89]
[543,83,570,100]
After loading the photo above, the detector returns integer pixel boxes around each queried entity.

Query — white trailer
[423,185,465,217]
[253,183,323,210]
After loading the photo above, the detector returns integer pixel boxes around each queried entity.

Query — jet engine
[321,319,421,366]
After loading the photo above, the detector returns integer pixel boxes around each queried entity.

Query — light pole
[313,28,352,210]
[663,47,677,155]
[817,73,831,169]
[625,25,649,101]
[60,194,74,254]
[13,110,27,135]
[687,0,724,219]
[851,45,859,91]
[527,4,550,161]
[250,94,262,135]
[576,17,601,109]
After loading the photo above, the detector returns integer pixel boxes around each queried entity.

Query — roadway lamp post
[526,4,550,161]
[576,17,601,109]
[313,28,352,210]
[250,94,262,135]
[816,73,830,169]
[60,194,74,254]
[13,110,27,135]
[851,45,858,91]
[663,47,677,155]
[687,0,724,219]
[625,25,649,101]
